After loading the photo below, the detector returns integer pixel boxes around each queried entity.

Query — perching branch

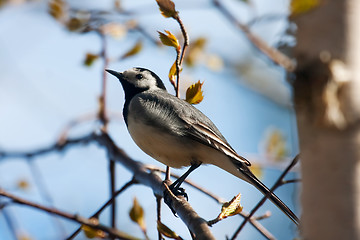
[163,183,215,240]
[0,131,291,240]
[97,132,216,239]
[146,165,275,240]
[0,131,216,238]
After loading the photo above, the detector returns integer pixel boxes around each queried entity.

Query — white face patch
[122,68,159,90]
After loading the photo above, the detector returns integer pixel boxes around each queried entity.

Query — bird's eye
[135,74,143,80]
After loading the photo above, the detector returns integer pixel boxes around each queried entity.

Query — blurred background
[0,0,300,239]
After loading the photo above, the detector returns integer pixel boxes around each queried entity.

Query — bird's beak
[105,69,123,80]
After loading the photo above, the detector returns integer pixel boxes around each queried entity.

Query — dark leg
[170,162,201,194]
[164,163,201,216]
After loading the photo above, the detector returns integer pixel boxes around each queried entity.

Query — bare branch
[212,0,295,72]
[175,16,189,67]
[156,196,163,240]
[66,178,136,240]
[230,155,300,240]
[98,31,109,129]
[109,159,117,239]
[96,132,216,238]
[0,133,96,160]
[0,131,284,239]
[0,188,132,239]
[281,179,301,185]
[27,161,67,237]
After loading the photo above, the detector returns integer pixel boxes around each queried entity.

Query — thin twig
[156,196,163,240]
[175,48,181,97]
[109,159,117,239]
[212,0,295,72]
[253,211,272,221]
[98,31,109,129]
[0,188,132,239]
[281,179,301,185]
[175,16,189,66]
[64,178,136,240]
[57,113,98,144]
[0,132,276,240]
[230,155,300,240]
[246,14,287,27]
[27,161,67,238]
[0,133,96,160]
[239,210,275,240]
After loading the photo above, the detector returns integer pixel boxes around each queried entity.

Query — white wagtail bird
[106,67,299,225]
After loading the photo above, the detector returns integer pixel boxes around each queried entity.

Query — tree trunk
[293,0,360,239]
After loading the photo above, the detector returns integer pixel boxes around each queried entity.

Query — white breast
[127,113,197,168]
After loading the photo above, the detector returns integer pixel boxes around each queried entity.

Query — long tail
[233,160,299,225]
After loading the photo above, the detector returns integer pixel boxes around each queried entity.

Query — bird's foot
[170,187,188,200]
[163,183,189,216]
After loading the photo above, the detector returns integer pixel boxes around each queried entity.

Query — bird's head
[106,67,166,94]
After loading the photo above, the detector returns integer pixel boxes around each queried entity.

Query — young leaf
[158,30,180,51]
[17,179,30,191]
[219,193,243,219]
[81,218,106,239]
[155,0,178,18]
[168,61,182,87]
[157,221,182,239]
[84,53,99,67]
[208,194,243,226]
[185,80,204,105]
[114,0,122,11]
[48,0,67,22]
[129,197,146,232]
[121,40,143,59]
[290,0,321,17]
[66,18,82,32]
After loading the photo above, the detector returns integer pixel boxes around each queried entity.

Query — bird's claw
[172,187,188,200]
[163,186,189,217]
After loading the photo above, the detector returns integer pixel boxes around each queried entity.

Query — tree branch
[66,178,137,240]
[0,132,278,239]
[0,133,96,160]
[230,155,300,240]
[0,188,131,239]
[96,132,216,239]
[212,0,295,72]
[145,165,275,240]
